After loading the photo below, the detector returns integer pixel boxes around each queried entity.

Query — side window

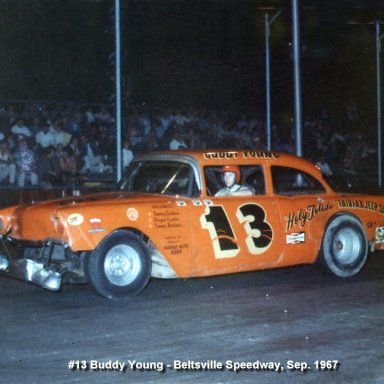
[271,166,326,195]
[204,165,265,196]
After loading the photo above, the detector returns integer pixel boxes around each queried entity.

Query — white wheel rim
[104,244,141,286]
[332,228,361,265]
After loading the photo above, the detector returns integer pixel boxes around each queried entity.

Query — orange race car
[0,149,383,299]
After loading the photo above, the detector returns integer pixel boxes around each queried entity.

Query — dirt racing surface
[0,251,383,384]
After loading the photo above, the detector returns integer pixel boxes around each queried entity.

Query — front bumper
[0,236,84,292]
[0,255,61,290]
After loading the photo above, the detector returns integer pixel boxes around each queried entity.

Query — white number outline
[201,203,273,259]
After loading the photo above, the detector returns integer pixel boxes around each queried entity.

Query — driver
[215,165,253,196]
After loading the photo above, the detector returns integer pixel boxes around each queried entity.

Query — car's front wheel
[87,230,151,299]
[318,214,368,277]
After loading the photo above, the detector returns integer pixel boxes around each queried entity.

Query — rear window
[271,166,326,195]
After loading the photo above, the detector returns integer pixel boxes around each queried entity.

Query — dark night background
[0,0,384,121]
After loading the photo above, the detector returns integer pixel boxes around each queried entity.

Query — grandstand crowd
[0,100,377,189]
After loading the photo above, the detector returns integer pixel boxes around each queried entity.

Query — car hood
[18,191,172,209]
[0,191,181,242]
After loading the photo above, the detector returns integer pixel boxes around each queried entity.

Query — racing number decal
[200,203,273,259]
[237,204,273,255]
[200,205,240,259]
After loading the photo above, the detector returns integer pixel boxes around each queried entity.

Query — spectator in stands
[236,113,250,130]
[169,130,188,150]
[147,127,160,151]
[52,120,72,148]
[79,135,110,174]
[35,121,55,154]
[97,124,115,157]
[10,118,32,142]
[343,150,357,176]
[84,106,95,124]
[59,146,78,186]
[152,113,168,147]
[13,138,38,187]
[122,139,134,170]
[208,112,223,144]
[185,125,203,150]
[67,136,81,161]
[55,143,65,159]
[38,146,61,187]
[235,126,252,149]
[0,140,16,185]
[160,109,175,134]
[94,106,113,124]
[62,114,81,136]
[129,126,146,152]
[174,109,191,126]
[216,121,234,148]
[29,116,43,136]
[136,111,152,136]
[196,111,210,133]
[251,128,263,149]
[325,142,341,168]
[316,153,333,176]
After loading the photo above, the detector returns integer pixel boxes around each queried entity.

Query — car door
[190,164,284,276]
[271,165,333,265]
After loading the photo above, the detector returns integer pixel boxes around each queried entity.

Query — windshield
[120,160,199,197]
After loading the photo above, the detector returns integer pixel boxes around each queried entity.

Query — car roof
[135,149,322,176]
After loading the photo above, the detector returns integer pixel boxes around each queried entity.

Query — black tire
[87,230,151,299]
[318,214,368,277]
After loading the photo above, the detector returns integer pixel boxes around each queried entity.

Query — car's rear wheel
[318,214,368,277]
[87,230,151,299]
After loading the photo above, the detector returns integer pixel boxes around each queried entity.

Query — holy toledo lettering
[286,202,333,231]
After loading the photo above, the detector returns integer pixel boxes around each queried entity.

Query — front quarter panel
[59,198,196,276]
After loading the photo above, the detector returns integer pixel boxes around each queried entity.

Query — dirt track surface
[0,252,383,384]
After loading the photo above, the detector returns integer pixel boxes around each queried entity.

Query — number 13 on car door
[195,197,282,275]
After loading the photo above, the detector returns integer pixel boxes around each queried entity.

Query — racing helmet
[220,165,241,183]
